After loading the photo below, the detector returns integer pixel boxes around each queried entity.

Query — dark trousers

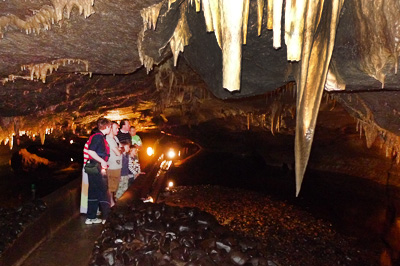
[87,171,110,219]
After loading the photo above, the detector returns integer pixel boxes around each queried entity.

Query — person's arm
[87,150,108,169]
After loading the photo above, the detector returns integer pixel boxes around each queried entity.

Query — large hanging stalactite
[294,0,344,196]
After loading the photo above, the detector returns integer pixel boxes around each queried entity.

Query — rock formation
[1,0,400,195]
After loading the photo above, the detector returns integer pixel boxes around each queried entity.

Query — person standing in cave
[116,141,132,199]
[129,126,142,148]
[117,119,131,144]
[128,144,141,187]
[85,118,111,225]
[106,121,122,206]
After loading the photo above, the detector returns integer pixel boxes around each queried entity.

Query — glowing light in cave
[105,110,124,121]
[147,147,154,156]
[70,140,74,144]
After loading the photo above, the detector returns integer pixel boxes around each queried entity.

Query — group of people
[80,118,143,225]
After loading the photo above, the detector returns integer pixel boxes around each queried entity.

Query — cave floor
[19,184,383,266]
[20,214,102,266]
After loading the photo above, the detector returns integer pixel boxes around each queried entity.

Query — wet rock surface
[90,200,269,266]
[159,186,382,265]
[91,185,382,265]
[0,199,47,256]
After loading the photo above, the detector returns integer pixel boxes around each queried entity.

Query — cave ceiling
[1,0,400,194]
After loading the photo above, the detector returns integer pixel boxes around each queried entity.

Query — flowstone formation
[1,0,400,195]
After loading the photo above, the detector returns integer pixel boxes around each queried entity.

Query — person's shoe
[102,219,106,224]
[85,218,103,225]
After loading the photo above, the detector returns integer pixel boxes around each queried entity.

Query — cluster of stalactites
[192,0,329,92]
[1,58,89,84]
[142,0,344,196]
[140,2,163,31]
[0,0,95,39]
[169,5,192,67]
[354,0,400,88]
[138,28,155,74]
[138,2,164,73]
[139,1,193,73]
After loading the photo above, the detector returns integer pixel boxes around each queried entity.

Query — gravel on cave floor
[158,185,382,266]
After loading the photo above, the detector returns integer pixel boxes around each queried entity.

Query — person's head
[129,126,136,136]
[129,144,138,157]
[97,117,111,135]
[109,121,119,136]
[120,140,130,153]
[119,119,130,132]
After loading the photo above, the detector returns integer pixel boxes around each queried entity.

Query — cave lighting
[147,146,154,156]
[70,140,74,144]
[71,158,74,162]
[168,181,174,188]
[167,149,176,159]
[143,196,154,203]
[105,110,124,121]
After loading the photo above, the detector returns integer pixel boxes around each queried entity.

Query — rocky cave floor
[90,185,383,266]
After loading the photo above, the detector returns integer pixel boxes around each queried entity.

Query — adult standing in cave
[106,121,122,205]
[85,118,111,224]
[117,119,131,144]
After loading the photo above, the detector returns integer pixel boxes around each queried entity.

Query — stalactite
[272,0,283,49]
[0,0,94,39]
[169,4,192,67]
[294,0,344,196]
[324,63,346,91]
[257,0,264,36]
[242,0,250,45]
[138,29,155,74]
[247,113,250,130]
[266,0,273,30]
[1,58,90,84]
[220,0,246,92]
[140,2,163,31]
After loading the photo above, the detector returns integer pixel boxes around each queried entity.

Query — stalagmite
[294,0,344,196]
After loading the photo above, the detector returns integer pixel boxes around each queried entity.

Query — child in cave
[116,143,140,199]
